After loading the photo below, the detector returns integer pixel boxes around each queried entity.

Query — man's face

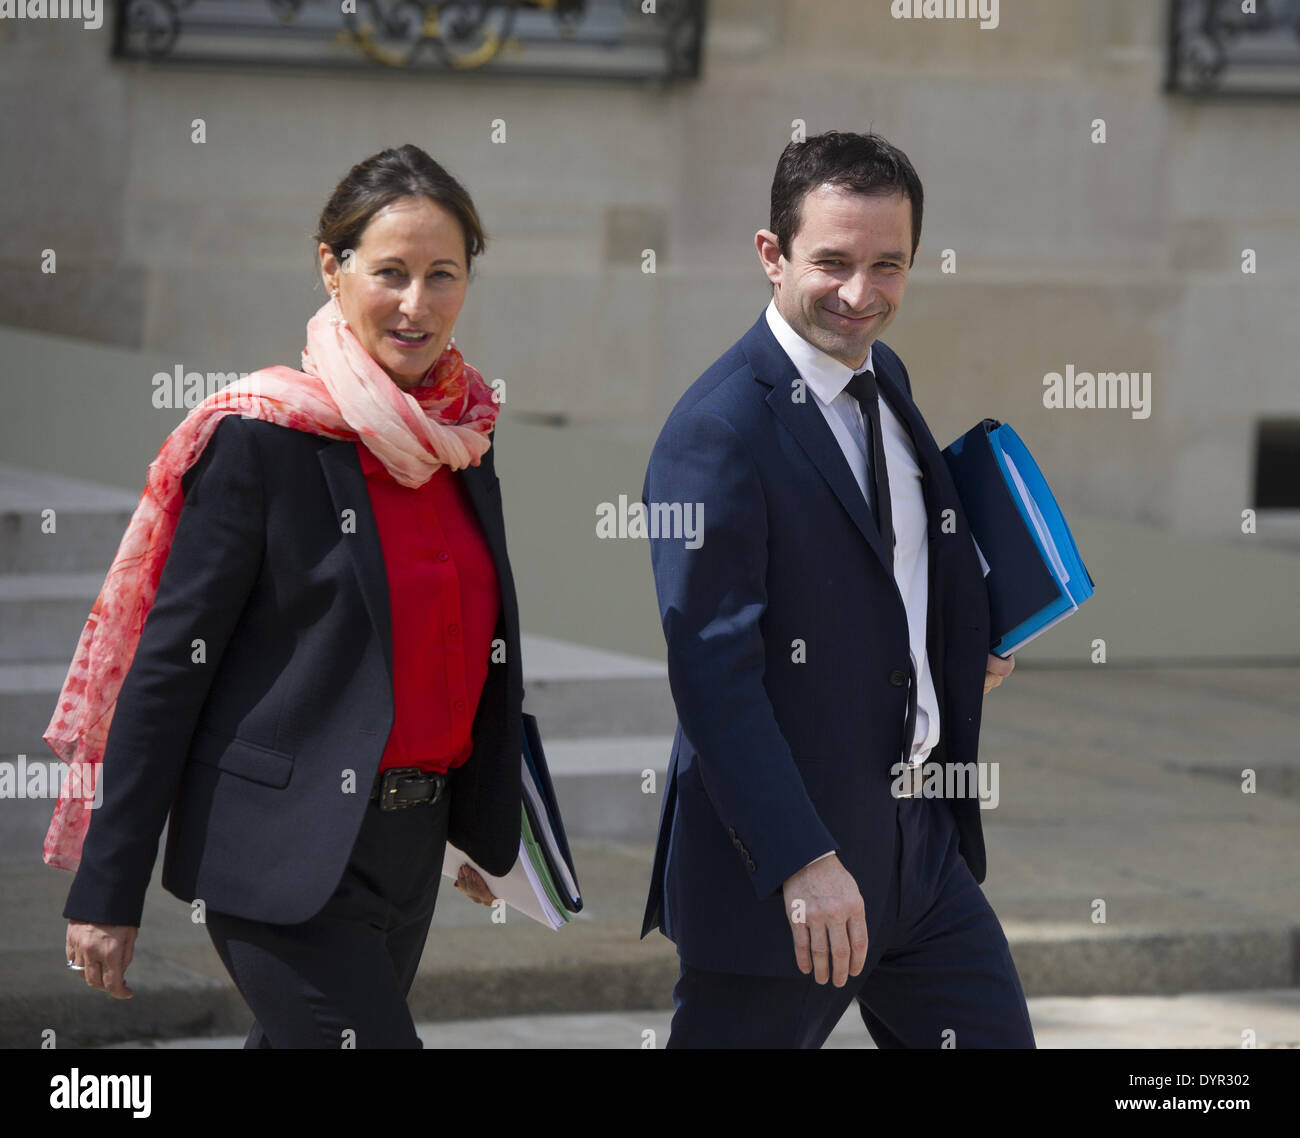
[758,185,914,371]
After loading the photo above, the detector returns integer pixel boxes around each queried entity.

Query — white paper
[518,844,565,928]
[441,840,565,930]
[521,765,580,904]
[1001,448,1070,587]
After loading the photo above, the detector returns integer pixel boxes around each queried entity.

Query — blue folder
[942,420,1095,657]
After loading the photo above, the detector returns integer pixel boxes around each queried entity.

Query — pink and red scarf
[42,295,499,871]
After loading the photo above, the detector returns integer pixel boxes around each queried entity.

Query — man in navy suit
[640,131,1034,1048]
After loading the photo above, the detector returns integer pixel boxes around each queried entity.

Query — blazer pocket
[189,726,294,789]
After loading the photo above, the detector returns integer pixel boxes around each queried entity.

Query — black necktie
[843,369,894,556]
[844,368,916,770]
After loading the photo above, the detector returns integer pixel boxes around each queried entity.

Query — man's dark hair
[769,131,923,267]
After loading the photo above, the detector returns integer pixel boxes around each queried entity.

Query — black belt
[369,767,447,811]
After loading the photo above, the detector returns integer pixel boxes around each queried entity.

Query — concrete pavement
[98,989,1300,1048]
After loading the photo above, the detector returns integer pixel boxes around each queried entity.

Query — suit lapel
[875,365,966,743]
[317,442,395,683]
[875,366,963,537]
[745,316,895,575]
[456,462,509,590]
[762,386,896,574]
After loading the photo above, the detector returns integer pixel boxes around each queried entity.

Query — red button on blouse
[355,440,501,774]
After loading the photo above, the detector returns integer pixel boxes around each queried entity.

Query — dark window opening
[1254,419,1300,509]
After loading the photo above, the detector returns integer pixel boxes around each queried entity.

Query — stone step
[517,634,674,739]
[0,663,82,760]
[0,461,139,576]
[0,572,110,663]
[530,735,673,841]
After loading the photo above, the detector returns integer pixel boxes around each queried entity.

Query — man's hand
[781,854,867,987]
[66,921,138,999]
[453,864,497,906]
[984,652,1015,694]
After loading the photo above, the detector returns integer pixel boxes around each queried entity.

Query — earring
[328,289,348,329]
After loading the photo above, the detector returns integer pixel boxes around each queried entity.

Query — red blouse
[355,441,501,774]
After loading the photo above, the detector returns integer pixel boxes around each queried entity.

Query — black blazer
[62,414,523,928]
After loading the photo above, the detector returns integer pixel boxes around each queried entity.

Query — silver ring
[65,960,85,971]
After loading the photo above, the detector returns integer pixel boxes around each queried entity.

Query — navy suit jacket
[640,310,992,978]
[62,414,523,929]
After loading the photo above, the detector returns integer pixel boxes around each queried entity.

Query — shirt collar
[764,297,874,407]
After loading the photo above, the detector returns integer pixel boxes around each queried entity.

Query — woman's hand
[66,920,138,999]
[452,864,497,906]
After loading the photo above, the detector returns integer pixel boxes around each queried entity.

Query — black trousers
[666,792,1036,1048]
[205,785,451,1048]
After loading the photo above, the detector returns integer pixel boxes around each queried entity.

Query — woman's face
[319,195,469,390]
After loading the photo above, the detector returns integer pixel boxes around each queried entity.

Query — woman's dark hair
[315,144,486,275]
[770,131,923,266]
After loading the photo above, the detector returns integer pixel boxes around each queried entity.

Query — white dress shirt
[764,299,942,802]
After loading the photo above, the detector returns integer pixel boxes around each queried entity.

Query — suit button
[889,669,908,686]
[437,551,450,561]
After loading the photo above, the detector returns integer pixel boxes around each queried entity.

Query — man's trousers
[666,791,1036,1048]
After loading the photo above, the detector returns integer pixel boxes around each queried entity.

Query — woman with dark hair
[49,144,520,1047]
